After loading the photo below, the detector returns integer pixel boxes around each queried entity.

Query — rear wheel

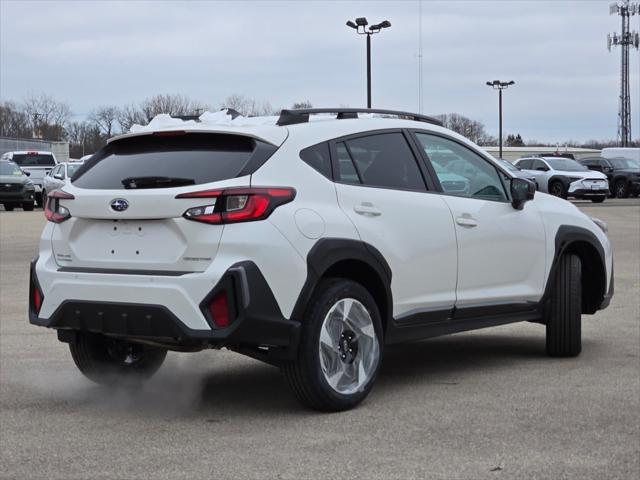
[590,196,606,203]
[3,204,14,211]
[283,279,383,411]
[35,192,44,208]
[69,332,167,386]
[545,254,582,357]
[613,179,629,198]
[549,180,567,199]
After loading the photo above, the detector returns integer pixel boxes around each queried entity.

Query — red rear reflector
[32,287,42,313]
[208,291,230,328]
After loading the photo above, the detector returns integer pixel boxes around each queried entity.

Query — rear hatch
[12,152,56,184]
[51,132,279,273]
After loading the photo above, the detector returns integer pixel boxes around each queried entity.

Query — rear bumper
[29,258,300,360]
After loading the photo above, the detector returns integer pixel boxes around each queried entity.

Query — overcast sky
[1,0,638,143]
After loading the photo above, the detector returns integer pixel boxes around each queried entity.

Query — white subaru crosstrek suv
[29,108,614,411]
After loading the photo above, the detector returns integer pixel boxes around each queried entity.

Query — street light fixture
[486,80,515,159]
[346,17,392,108]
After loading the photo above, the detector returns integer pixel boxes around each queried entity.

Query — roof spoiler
[276,108,443,127]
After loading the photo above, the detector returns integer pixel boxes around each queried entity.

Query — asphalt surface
[1,199,639,480]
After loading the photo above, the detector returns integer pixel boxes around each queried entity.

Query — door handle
[353,203,382,217]
[456,216,478,228]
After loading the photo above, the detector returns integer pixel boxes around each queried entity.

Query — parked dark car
[579,156,640,198]
[0,160,36,211]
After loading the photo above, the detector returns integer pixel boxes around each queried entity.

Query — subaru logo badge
[110,198,129,212]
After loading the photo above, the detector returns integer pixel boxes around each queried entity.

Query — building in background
[0,137,69,162]
[482,146,601,162]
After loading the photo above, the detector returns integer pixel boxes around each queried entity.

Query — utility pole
[608,1,639,147]
[31,113,42,139]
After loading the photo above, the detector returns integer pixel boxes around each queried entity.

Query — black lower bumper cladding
[29,260,300,360]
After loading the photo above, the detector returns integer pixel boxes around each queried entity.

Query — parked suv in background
[29,109,613,411]
[0,160,35,211]
[579,156,640,198]
[1,151,58,207]
[514,156,609,202]
[42,161,85,204]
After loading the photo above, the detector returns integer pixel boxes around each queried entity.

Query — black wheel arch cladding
[291,238,393,330]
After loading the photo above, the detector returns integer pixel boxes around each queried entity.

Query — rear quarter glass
[72,133,277,189]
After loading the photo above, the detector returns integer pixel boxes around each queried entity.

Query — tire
[549,180,567,199]
[613,179,630,198]
[282,278,383,411]
[590,196,606,203]
[546,254,582,357]
[23,202,35,211]
[35,192,43,208]
[69,332,167,386]
[3,204,14,211]
[41,190,47,207]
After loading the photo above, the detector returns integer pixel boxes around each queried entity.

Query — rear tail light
[44,190,74,223]
[207,291,230,328]
[176,187,295,225]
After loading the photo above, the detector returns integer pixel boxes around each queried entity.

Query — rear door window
[12,153,56,167]
[72,133,276,190]
[341,133,426,191]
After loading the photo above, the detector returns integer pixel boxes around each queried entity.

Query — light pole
[346,17,391,108]
[486,80,515,159]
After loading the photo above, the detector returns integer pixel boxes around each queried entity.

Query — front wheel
[545,254,582,357]
[590,196,606,203]
[3,204,15,211]
[69,332,167,386]
[35,192,44,208]
[283,279,383,411]
[23,202,35,211]
[549,180,567,199]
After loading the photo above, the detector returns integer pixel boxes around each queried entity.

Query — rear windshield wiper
[122,176,195,189]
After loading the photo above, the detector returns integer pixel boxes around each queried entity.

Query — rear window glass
[12,153,56,167]
[72,133,272,190]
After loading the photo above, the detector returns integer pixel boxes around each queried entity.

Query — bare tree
[0,101,31,138]
[139,94,200,122]
[221,94,279,117]
[292,100,313,109]
[22,93,71,140]
[436,113,489,144]
[89,105,119,137]
[117,103,147,132]
[67,121,104,157]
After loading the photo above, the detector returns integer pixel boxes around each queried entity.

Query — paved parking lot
[1,200,639,480]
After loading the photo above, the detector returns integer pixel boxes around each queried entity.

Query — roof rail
[276,108,443,127]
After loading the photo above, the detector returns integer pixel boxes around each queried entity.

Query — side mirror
[511,177,535,210]
[53,173,64,180]
[22,170,31,176]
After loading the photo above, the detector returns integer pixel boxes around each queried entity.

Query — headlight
[567,177,582,183]
[591,217,608,234]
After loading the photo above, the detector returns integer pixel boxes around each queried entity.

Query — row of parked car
[0,151,88,211]
[500,152,639,203]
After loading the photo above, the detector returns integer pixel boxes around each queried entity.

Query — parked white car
[42,161,84,205]
[29,108,613,411]
[514,156,609,202]
[0,151,58,207]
